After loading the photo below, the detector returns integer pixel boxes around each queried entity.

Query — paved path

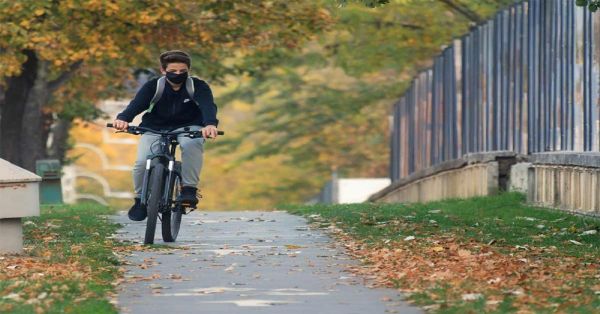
[112,211,420,314]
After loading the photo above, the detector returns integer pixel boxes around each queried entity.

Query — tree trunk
[20,60,52,171]
[1,51,81,170]
[47,117,72,163]
[438,0,483,24]
[0,50,38,165]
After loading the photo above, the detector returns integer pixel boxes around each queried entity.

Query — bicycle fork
[164,160,177,207]
[140,158,178,211]
[140,159,152,207]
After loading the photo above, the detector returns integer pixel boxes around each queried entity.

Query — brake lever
[187,131,202,138]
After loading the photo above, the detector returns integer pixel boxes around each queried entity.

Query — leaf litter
[310,220,600,312]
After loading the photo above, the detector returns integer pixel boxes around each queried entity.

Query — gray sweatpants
[133,125,205,198]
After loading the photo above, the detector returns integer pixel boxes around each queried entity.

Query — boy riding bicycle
[113,50,219,221]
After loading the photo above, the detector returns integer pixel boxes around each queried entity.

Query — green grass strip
[286,193,600,259]
[0,203,121,314]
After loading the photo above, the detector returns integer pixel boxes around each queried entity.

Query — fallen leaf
[432,246,444,252]
[462,293,483,301]
[3,293,21,301]
[168,274,182,280]
[507,288,525,296]
[457,249,471,257]
[422,304,441,311]
[149,284,162,289]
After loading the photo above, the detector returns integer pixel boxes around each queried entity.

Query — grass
[286,193,600,313]
[287,193,600,259]
[0,203,122,314]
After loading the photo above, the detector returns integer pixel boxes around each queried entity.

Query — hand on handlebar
[202,125,219,139]
[113,119,129,131]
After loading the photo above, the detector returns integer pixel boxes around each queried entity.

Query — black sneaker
[177,186,198,207]
[128,198,147,221]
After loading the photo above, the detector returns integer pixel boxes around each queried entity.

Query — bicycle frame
[140,135,182,212]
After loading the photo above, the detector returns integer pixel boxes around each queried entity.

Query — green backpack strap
[147,76,166,113]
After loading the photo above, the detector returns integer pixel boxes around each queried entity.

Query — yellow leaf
[432,246,444,252]
[457,249,472,257]
[34,9,45,16]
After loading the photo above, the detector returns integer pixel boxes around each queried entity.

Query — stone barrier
[0,159,41,253]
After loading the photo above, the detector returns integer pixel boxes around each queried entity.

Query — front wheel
[162,170,182,242]
[144,163,165,245]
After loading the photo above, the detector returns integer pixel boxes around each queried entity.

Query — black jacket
[116,77,219,129]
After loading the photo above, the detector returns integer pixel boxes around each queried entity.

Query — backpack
[146,76,200,113]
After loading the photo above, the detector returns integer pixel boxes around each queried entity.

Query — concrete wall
[370,151,516,204]
[527,165,600,215]
[371,151,600,217]
[525,153,600,215]
[377,163,498,203]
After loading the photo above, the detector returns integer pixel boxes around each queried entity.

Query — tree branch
[437,0,484,24]
[47,60,83,92]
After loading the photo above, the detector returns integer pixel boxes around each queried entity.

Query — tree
[576,0,600,11]
[340,0,514,23]
[0,0,331,171]
[213,0,513,204]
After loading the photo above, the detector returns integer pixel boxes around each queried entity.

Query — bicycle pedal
[185,207,196,215]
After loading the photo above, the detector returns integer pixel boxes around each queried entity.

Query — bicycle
[107,123,223,244]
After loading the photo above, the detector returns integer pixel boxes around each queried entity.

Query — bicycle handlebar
[106,123,224,137]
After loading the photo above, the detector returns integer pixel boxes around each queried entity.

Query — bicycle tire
[162,172,182,242]
[144,163,165,245]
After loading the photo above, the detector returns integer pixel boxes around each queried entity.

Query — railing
[390,0,600,182]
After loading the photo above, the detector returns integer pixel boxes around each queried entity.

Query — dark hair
[159,50,191,69]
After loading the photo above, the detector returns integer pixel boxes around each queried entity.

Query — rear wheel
[162,170,182,242]
[144,163,165,245]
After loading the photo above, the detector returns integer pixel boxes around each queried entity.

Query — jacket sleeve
[116,79,155,122]
[194,79,219,127]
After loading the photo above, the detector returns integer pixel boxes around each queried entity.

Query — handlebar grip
[107,123,114,128]
[217,131,225,135]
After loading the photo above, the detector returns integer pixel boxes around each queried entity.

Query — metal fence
[390,0,600,182]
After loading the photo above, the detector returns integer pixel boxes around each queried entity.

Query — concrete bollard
[0,158,41,254]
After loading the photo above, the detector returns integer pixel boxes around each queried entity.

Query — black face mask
[166,71,188,84]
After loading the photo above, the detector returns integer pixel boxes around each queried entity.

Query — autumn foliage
[0,0,332,171]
